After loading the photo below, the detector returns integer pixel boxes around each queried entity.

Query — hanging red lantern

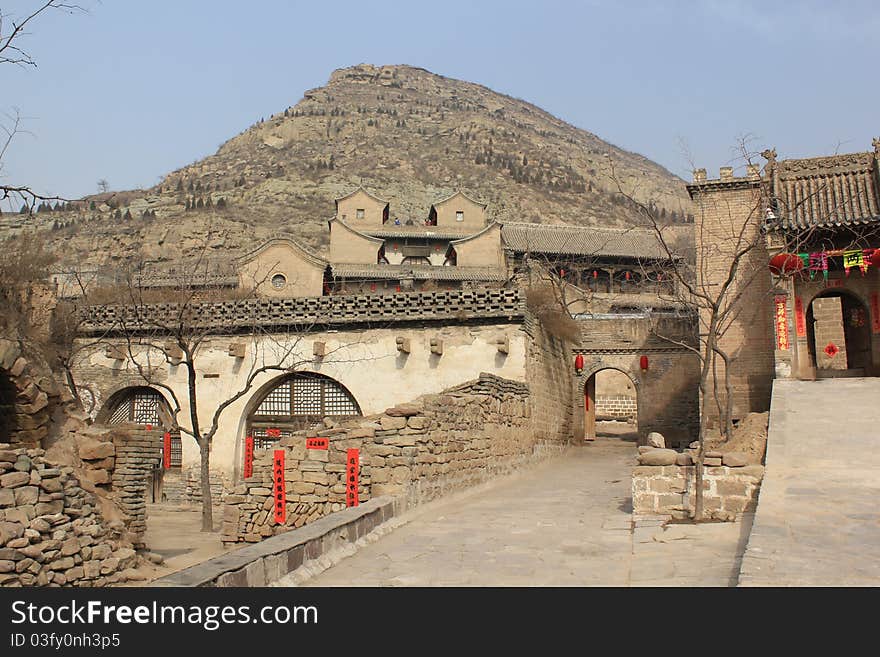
[574,354,584,374]
[592,270,598,279]
[868,248,880,268]
[768,253,803,276]
[625,271,631,280]
[640,355,649,371]
[560,269,566,278]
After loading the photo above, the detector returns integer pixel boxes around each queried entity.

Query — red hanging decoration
[574,354,584,374]
[625,271,631,280]
[592,270,598,279]
[868,248,880,268]
[560,269,566,278]
[769,253,804,276]
[639,355,649,371]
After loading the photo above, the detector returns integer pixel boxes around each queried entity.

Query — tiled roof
[501,222,669,260]
[770,152,880,230]
[331,264,506,282]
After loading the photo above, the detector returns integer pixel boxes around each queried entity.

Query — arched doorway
[96,386,181,501]
[246,372,361,449]
[584,368,638,441]
[806,290,873,375]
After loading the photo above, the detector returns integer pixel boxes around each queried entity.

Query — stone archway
[806,289,873,376]
[583,366,639,441]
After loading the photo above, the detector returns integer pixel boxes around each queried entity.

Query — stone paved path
[738,378,880,586]
[279,439,750,587]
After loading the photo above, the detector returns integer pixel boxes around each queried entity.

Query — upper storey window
[456,211,464,222]
[356,209,365,220]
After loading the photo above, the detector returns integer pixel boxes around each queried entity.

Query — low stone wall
[181,467,227,506]
[1,444,142,587]
[632,448,764,520]
[222,373,560,545]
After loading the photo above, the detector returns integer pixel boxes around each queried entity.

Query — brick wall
[523,314,574,444]
[690,178,775,421]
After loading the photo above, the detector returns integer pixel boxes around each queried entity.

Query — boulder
[675,453,694,466]
[646,432,666,449]
[637,449,677,466]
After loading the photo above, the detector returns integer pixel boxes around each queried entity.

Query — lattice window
[107,388,163,425]
[169,433,182,468]
[247,374,360,448]
[254,381,291,416]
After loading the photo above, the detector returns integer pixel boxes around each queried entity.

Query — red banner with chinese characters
[774,295,789,350]
[243,436,254,479]
[273,449,286,524]
[265,428,281,439]
[346,449,359,507]
[163,432,171,469]
[871,292,880,334]
[306,437,329,450]
[794,297,807,337]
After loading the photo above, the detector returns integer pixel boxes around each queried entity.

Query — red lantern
[560,269,566,278]
[574,354,584,374]
[592,270,598,279]
[769,253,803,276]
[625,271,631,280]
[640,355,649,371]
[868,249,880,268]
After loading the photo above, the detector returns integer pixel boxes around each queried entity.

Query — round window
[271,273,287,289]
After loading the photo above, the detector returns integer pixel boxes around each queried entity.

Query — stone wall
[1,444,142,587]
[0,339,64,447]
[595,395,637,420]
[632,447,764,520]
[109,426,162,545]
[523,315,574,445]
[221,373,561,544]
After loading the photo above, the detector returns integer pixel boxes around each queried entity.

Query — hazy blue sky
[2,0,878,205]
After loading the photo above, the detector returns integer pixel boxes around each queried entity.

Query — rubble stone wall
[1,445,141,587]
[222,373,562,544]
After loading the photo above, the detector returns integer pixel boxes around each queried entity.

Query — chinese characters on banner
[243,436,254,479]
[794,297,807,337]
[872,293,880,334]
[163,432,171,469]
[306,437,329,450]
[265,428,281,439]
[273,449,286,524]
[774,295,789,350]
[346,449,359,507]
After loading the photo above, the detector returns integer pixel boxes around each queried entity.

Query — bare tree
[96,179,109,194]
[1,2,85,211]
[77,237,373,531]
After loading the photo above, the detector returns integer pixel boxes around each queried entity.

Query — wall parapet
[78,289,525,336]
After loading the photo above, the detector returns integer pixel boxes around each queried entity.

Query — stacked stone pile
[632,432,764,520]
[0,339,64,446]
[222,373,550,544]
[0,444,142,587]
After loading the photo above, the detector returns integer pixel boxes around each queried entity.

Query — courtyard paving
[276,438,751,587]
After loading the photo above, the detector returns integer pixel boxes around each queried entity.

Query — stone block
[79,439,115,461]
[384,404,421,417]
[675,453,693,466]
[646,432,666,448]
[637,449,677,466]
[1,472,30,488]
[716,480,749,497]
[740,465,765,479]
[13,486,39,506]
[406,416,428,429]
[721,452,750,467]
[380,416,407,431]
[0,489,14,507]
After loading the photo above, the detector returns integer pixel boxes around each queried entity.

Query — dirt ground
[121,503,232,585]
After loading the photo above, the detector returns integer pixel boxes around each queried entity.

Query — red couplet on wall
[163,432,171,469]
[273,449,286,525]
[871,292,880,334]
[265,428,281,439]
[774,295,790,350]
[243,436,254,479]
[306,437,329,450]
[794,297,807,337]
[346,449,359,507]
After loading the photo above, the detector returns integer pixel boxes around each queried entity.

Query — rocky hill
[1,64,692,269]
